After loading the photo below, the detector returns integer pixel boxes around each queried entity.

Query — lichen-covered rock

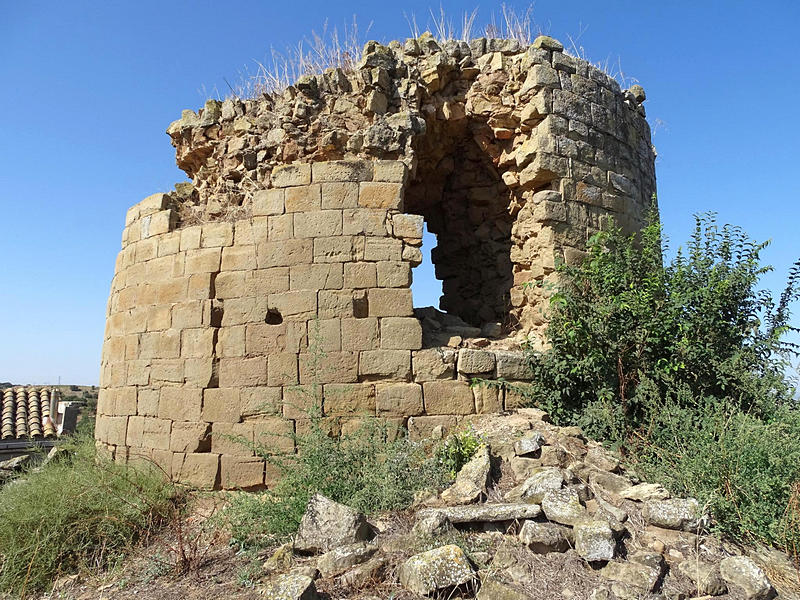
[678,558,728,596]
[441,445,491,505]
[519,521,572,553]
[541,488,587,526]
[513,431,544,456]
[294,494,372,554]
[260,573,318,600]
[477,575,534,600]
[620,483,670,502]
[316,542,376,578]
[719,556,773,600]
[574,520,616,562]
[398,544,475,595]
[417,502,541,524]
[263,543,295,573]
[600,552,665,592]
[337,556,387,588]
[412,511,454,537]
[584,446,620,472]
[506,466,563,503]
[642,498,706,532]
[588,470,632,494]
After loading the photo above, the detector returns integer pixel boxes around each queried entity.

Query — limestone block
[376,261,411,287]
[173,452,220,489]
[364,238,403,261]
[252,418,295,454]
[267,353,298,386]
[407,415,460,440]
[376,383,423,416]
[412,348,456,381]
[268,214,293,240]
[495,351,533,380]
[358,182,403,210]
[313,236,356,263]
[180,225,201,251]
[402,244,423,266]
[185,248,221,274]
[268,290,317,320]
[423,380,476,415]
[220,455,265,490]
[308,318,341,352]
[318,290,356,319]
[257,239,312,268]
[504,382,535,410]
[170,421,210,453]
[300,352,358,384]
[342,208,388,236]
[221,245,258,271]
[321,182,359,209]
[126,416,145,447]
[271,163,311,187]
[137,192,171,217]
[343,262,377,289]
[146,305,171,331]
[115,387,138,416]
[252,189,285,216]
[217,325,246,357]
[312,160,373,182]
[181,328,215,358]
[290,263,343,290]
[324,383,376,416]
[219,296,269,327]
[102,416,130,445]
[141,417,172,450]
[137,389,159,416]
[391,213,424,238]
[240,386,282,417]
[380,317,422,350]
[368,288,413,317]
[341,317,379,351]
[211,421,254,455]
[359,350,411,380]
[293,210,343,238]
[285,184,322,212]
[373,160,408,183]
[201,222,233,248]
[457,348,496,375]
[473,385,501,413]
[202,388,242,423]
[187,274,214,300]
[283,385,322,420]
[398,545,474,595]
[158,388,203,421]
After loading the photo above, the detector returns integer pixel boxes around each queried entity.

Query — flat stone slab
[417,502,542,524]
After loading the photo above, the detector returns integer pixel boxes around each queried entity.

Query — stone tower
[96,34,656,489]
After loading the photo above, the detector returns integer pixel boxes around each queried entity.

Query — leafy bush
[225,413,452,551]
[0,433,175,596]
[519,211,800,551]
[434,425,484,478]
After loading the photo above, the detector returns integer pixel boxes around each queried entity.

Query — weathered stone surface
[316,542,377,578]
[541,488,587,526]
[620,482,670,502]
[719,556,773,600]
[574,520,616,562]
[513,431,544,456]
[518,520,572,553]
[600,552,665,592]
[589,469,632,494]
[294,494,372,554]
[441,444,491,504]
[412,511,454,537]
[417,503,542,524]
[643,498,706,532]
[336,556,387,588]
[506,467,564,503]
[477,576,535,600]
[260,573,318,600]
[678,558,728,596]
[398,545,475,595]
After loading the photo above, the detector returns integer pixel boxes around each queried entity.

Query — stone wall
[96,34,656,489]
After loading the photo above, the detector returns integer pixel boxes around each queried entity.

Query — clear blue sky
[1,1,798,385]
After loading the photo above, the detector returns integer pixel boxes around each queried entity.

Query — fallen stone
[719,556,773,600]
[441,445,491,505]
[506,466,563,503]
[417,502,542,524]
[518,521,572,553]
[337,556,387,588]
[574,520,616,562]
[316,542,376,578]
[513,431,545,456]
[600,552,665,591]
[260,573,318,600]
[398,544,475,595]
[509,456,542,480]
[620,483,670,502]
[589,470,632,494]
[541,488,587,526]
[0,455,30,471]
[643,498,706,532]
[477,575,534,600]
[412,511,454,537]
[294,494,372,554]
[584,446,620,472]
[594,495,628,523]
[678,558,728,596]
[264,543,294,573]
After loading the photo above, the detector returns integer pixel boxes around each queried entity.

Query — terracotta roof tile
[1,388,59,439]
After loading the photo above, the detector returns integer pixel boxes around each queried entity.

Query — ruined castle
[95,34,656,489]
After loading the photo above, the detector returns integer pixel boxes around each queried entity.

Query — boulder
[416,502,541,524]
[719,556,773,600]
[513,431,545,456]
[541,488,587,526]
[441,445,491,505]
[398,544,475,595]
[506,467,563,503]
[678,558,727,596]
[518,521,572,553]
[263,543,294,573]
[600,552,665,592]
[574,520,616,562]
[260,573,318,600]
[337,556,387,588]
[620,483,670,502]
[589,470,632,494]
[643,498,706,532]
[316,542,376,578]
[584,446,620,472]
[412,511,454,537]
[294,494,372,554]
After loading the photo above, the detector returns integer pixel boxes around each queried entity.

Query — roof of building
[1,388,60,439]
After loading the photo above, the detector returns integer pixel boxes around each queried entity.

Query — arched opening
[405,116,515,339]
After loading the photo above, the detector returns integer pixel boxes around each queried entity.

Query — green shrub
[0,433,175,596]
[225,414,452,551]
[515,210,800,552]
[434,425,483,478]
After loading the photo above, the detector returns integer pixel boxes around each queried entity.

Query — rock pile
[258,409,789,599]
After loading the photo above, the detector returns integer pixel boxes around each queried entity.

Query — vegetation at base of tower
[0,431,176,596]
[520,210,800,552]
